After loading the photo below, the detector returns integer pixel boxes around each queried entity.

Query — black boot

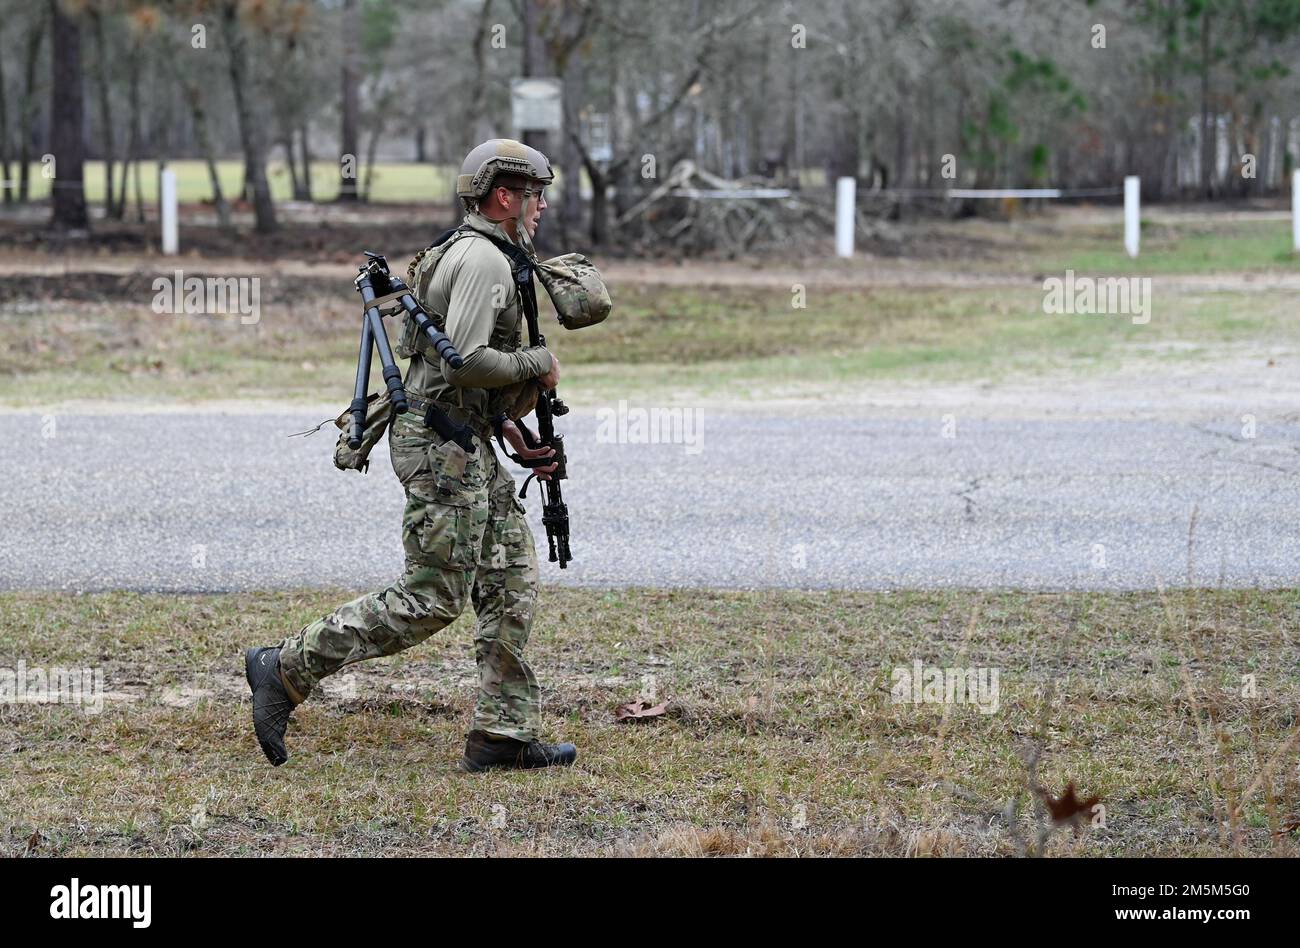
[459,730,577,772]
[244,646,298,766]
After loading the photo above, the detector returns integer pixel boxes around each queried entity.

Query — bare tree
[115,37,143,222]
[298,122,314,201]
[88,8,117,218]
[337,0,361,201]
[545,1,596,246]
[221,0,276,232]
[166,29,233,231]
[0,13,12,206]
[17,5,48,204]
[49,0,88,229]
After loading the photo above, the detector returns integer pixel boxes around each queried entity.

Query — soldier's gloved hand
[501,418,557,480]
[538,351,560,391]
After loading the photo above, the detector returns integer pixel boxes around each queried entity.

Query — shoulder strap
[474,236,550,492]
[459,231,535,280]
[406,224,474,286]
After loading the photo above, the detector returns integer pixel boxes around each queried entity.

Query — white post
[1292,170,1299,253]
[1124,176,1140,258]
[160,168,178,255]
[835,176,855,259]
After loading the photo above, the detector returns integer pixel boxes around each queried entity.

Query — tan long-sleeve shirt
[405,211,552,422]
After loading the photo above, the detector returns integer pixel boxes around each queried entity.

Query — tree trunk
[1152,0,1176,200]
[1199,10,1213,199]
[578,142,608,247]
[1247,107,1265,196]
[116,47,140,220]
[414,125,426,162]
[298,122,313,201]
[18,9,47,203]
[337,0,361,201]
[453,0,494,222]
[362,112,385,201]
[894,97,913,189]
[131,135,144,223]
[222,0,276,232]
[179,73,231,229]
[90,11,115,218]
[1260,113,1275,193]
[923,81,936,187]
[826,107,861,186]
[611,66,632,218]
[558,45,585,246]
[467,0,495,154]
[521,0,553,163]
[825,53,861,188]
[522,0,547,81]
[748,39,768,176]
[49,0,88,229]
[782,38,798,184]
[283,135,301,199]
[0,17,12,206]
[520,0,555,250]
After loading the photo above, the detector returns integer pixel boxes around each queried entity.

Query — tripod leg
[365,305,408,414]
[355,271,408,413]
[348,315,374,449]
[385,273,464,370]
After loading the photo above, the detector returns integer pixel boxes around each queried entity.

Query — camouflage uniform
[277,209,554,742]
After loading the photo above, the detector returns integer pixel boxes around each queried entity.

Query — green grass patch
[14,159,460,205]
[9,159,598,206]
[1035,219,1300,275]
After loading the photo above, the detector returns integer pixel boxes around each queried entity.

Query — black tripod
[348,251,465,449]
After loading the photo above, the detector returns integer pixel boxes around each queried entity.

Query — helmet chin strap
[515,197,535,256]
[473,189,533,250]
[478,192,537,255]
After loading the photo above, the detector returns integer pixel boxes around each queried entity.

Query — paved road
[3,409,1298,593]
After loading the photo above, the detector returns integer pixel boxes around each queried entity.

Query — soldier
[244,139,577,773]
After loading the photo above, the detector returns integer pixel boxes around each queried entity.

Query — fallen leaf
[615,697,670,722]
[1272,818,1300,838]
[1037,781,1101,830]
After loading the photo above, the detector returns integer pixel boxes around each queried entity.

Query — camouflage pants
[278,411,542,741]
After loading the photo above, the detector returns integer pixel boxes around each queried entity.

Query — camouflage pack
[399,232,610,364]
[535,253,611,330]
[332,390,393,473]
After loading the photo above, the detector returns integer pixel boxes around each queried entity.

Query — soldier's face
[490,184,547,238]
[522,187,547,237]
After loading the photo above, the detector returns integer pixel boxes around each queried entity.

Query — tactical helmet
[456,138,554,205]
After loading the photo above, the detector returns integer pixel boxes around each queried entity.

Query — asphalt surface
[3,408,1299,593]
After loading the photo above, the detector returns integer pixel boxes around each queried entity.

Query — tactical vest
[397,227,525,366]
